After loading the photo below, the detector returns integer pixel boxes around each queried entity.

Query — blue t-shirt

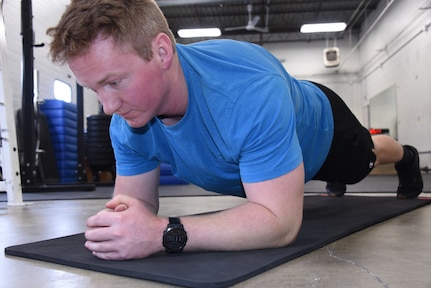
[110,40,333,197]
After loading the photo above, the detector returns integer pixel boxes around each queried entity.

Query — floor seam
[325,245,390,288]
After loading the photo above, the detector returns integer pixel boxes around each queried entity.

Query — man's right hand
[84,194,167,260]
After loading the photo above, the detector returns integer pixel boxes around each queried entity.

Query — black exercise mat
[5,196,431,288]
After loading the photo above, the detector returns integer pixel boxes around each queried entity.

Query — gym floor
[1,174,430,288]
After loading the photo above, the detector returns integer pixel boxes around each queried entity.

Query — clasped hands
[85,194,164,260]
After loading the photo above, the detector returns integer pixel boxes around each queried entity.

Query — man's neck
[157,115,183,126]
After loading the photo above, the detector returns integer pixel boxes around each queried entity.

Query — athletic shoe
[326,181,346,197]
[395,145,423,199]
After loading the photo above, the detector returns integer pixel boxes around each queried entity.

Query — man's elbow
[275,218,303,248]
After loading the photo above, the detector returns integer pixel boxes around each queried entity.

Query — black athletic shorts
[310,82,376,184]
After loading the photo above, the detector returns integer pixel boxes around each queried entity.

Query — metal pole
[0,0,24,205]
[20,0,35,185]
[76,83,87,183]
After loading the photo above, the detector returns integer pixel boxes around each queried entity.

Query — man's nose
[98,93,120,115]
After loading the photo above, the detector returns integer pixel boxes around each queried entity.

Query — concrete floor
[1,175,431,288]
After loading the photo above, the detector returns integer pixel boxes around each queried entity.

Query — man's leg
[309,81,422,199]
[326,181,347,197]
[326,135,423,198]
[371,134,403,164]
[372,135,423,199]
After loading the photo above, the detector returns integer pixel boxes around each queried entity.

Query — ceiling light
[177,28,221,38]
[300,22,347,33]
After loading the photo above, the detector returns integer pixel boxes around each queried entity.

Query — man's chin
[125,118,147,128]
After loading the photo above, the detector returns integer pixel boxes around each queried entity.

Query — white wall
[358,0,431,166]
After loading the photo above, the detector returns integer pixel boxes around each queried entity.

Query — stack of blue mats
[159,163,188,185]
[40,99,78,183]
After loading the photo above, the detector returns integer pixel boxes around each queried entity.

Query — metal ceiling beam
[156,0,246,7]
[159,0,382,45]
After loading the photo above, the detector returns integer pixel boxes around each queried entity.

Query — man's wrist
[162,217,188,253]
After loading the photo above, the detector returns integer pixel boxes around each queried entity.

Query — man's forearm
[178,201,302,252]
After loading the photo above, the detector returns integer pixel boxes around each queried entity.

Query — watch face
[164,226,187,252]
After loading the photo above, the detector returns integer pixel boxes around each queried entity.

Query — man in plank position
[47,0,423,260]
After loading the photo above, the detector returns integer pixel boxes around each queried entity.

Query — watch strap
[169,217,181,225]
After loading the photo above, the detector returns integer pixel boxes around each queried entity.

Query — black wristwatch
[163,217,188,253]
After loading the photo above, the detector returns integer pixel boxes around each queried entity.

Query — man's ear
[153,33,173,70]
